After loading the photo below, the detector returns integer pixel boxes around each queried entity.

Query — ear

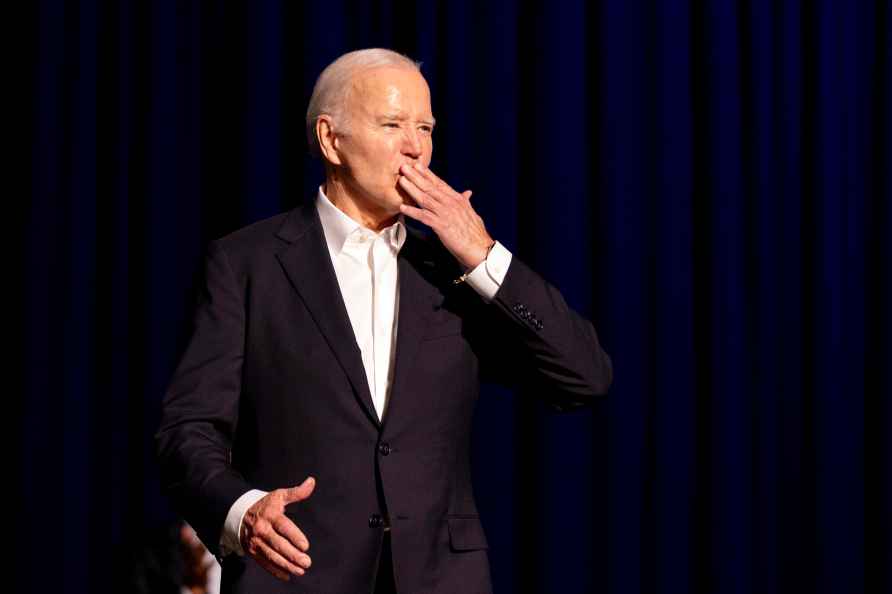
[316,115,343,166]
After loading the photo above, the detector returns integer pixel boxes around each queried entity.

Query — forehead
[347,66,432,117]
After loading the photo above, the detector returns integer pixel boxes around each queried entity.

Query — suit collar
[275,199,319,244]
[275,201,380,426]
[314,186,407,258]
[274,200,445,430]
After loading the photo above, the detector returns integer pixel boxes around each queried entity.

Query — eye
[383,122,400,128]
[419,125,433,134]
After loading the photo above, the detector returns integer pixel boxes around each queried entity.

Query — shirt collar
[315,186,407,257]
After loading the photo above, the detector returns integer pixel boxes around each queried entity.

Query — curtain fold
[22,0,888,592]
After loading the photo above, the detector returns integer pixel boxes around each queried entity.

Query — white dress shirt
[317,188,406,420]
[219,187,513,556]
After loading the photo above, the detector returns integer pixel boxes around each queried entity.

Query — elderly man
[156,48,612,594]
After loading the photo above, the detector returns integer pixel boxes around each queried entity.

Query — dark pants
[373,532,396,594]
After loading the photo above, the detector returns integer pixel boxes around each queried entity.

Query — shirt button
[369,513,384,528]
[378,442,391,456]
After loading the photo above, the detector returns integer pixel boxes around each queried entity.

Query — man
[156,48,612,594]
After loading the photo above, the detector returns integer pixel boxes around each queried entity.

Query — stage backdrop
[22,0,889,593]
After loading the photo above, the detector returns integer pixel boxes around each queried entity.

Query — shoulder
[213,211,293,254]
[209,201,321,267]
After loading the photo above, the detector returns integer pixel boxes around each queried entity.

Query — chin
[354,185,396,213]
[373,191,401,213]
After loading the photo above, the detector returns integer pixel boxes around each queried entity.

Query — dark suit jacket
[156,199,612,594]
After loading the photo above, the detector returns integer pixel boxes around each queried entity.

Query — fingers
[244,516,312,580]
[274,515,311,552]
[399,162,435,190]
[282,476,316,504]
[399,202,436,227]
[265,525,313,569]
[255,556,292,582]
[413,162,451,193]
[243,480,316,582]
[247,535,305,580]
[398,176,442,216]
[399,162,474,211]
[419,166,471,201]
[399,163,460,203]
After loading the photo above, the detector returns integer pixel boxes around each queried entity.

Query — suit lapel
[275,201,380,427]
[384,230,444,429]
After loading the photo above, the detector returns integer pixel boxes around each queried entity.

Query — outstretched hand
[398,163,494,271]
[240,476,315,581]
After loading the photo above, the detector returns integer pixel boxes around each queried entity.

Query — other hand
[240,476,315,581]
[397,163,494,271]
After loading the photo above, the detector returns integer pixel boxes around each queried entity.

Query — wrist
[456,239,496,284]
[468,239,496,271]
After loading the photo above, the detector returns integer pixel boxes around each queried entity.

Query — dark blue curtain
[22,0,889,593]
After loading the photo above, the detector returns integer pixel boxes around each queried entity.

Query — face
[323,66,435,224]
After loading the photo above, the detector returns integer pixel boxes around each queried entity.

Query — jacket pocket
[446,516,489,551]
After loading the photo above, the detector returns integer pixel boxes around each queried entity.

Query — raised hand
[397,163,494,271]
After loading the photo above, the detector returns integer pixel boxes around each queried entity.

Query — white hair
[305,48,421,157]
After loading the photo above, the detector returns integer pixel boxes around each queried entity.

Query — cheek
[376,139,402,166]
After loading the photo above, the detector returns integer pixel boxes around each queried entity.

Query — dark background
[19,0,889,592]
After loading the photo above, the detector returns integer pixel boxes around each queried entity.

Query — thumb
[462,190,472,201]
[283,476,316,503]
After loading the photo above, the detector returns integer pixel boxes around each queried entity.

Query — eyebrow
[380,113,436,126]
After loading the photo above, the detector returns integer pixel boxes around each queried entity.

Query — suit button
[378,442,391,456]
[369,513,383,528]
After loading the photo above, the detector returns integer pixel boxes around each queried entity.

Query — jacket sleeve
[155,240,253,556]
[472,254,613,410]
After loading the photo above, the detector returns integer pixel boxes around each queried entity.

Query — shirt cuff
[465,240,512,302]
[220,489,268,557]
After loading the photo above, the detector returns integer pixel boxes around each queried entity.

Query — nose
[401,128,423,160]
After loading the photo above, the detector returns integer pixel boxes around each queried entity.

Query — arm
[397,163,613,407]
[475,253,613,408]
[155,241,314,581]
[155,240,253,557]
